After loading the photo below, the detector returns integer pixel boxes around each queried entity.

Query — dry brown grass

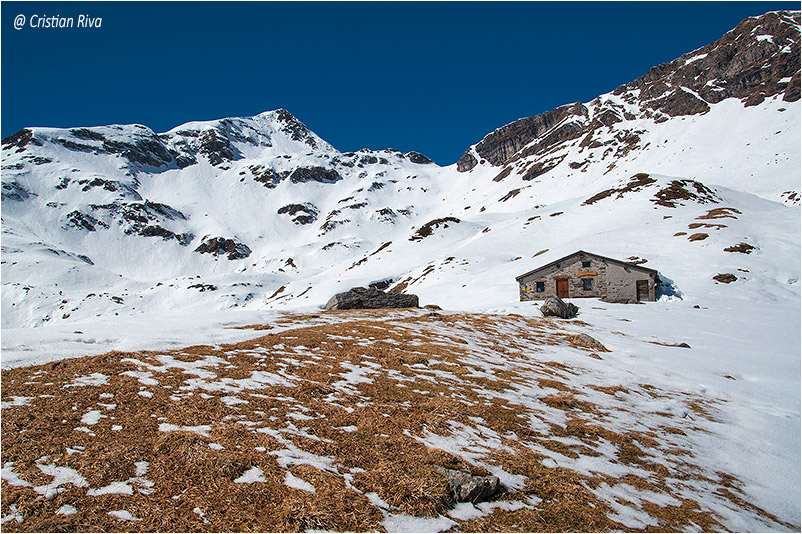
[688,222,727,230]
[687,232,709,242]
[696,207,742,220]
[723,242,755,254]
[1,310,783,532]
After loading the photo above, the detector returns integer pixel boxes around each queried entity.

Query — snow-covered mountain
[1,9,799,337]
[1,10,800,530]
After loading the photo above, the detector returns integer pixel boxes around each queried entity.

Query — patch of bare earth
[1,311,790,532]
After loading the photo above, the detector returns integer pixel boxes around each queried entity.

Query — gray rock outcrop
[540,296,578,319]
[435,467,501,503]
[325,287,419,310]
[457,102,589,171]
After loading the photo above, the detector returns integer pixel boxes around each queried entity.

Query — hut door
[636,280,649,301]
[556,279,569,299]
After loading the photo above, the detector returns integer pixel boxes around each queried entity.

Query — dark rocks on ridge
[194,237,252,260]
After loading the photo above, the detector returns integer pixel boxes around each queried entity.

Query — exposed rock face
[4,125,176,170]
[325,287,419,310]
[288,166,342,184]
[405,151,433,164]
[540,296,578,319]
[2,181,35,202]
[2,128,42,152]
[620,11,801,111]
[87,200,185,231]
[99,132,174,168]
[250,165,286,189]
[61,200,193,245]
[65,210,105,232]
[277,203,319,225]
[139,225,194,245]
[435,467,501,503]
[194,237,252,260]
[274,108,318,147]
[197,128,238,166]
[456,151,478,172]
[471,103,589,170]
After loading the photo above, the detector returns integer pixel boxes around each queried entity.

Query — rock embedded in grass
[435,467,501,503]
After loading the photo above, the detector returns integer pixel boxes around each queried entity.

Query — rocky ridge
[456,11,800,180]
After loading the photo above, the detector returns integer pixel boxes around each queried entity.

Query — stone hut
[516,250,659,303]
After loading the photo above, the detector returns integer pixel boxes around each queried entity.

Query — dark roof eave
[515,250,659,281]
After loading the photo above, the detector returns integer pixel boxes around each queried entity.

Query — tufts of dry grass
[688,222,727,230]
[1,310,785,532]
[696,207,741,220]
[724,242,755,254]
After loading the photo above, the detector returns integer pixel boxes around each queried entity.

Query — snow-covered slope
[0,7,797,347]
[2,11,798,336]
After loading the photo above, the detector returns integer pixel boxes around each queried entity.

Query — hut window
[582,278,593,290]
[536,281,545,292]
[582,260,591,268]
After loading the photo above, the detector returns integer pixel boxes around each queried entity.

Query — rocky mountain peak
[456,10,800,172]
[269,108,318,144]
[618,10,800,116]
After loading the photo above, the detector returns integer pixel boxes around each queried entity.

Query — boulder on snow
[325,287,419,311]
[435,467,501,503]
[540,296,578,319]
[573,333,609,352]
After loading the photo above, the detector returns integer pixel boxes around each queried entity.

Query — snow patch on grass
[158,423,211,437]
[284,471,316,493]
[107,510,140,521]
[234,467,266,484]
[383,513,456,533]
[1,396,33,408]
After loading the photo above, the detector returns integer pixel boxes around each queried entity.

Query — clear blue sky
[2,1,799,165]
